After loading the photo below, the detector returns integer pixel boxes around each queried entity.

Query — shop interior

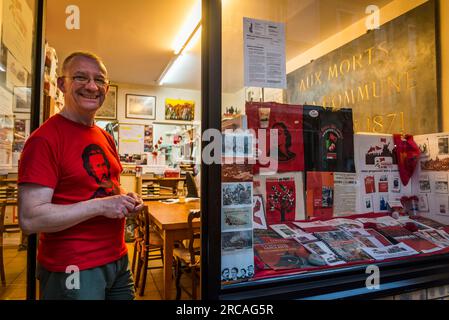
[1,0,449,301]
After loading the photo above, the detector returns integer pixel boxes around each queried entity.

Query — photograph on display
[435,195,449,216]
[391,176,401,193]
[321,186,333,208]
[95,85,117,119]
[144,125,153,152]
[438,137,449,155]
[221,230,253,252]
[418,194,430,212]
[222,164,253,182]
[126,94,156,120]
[363,195,374,213]
[253,194,267,230]
[222,132,254,158]
[434,174,449,194]
[95,120,118,147]
[378,175,389,193]
[222,182,253,207]
[221,249,254,282]
[222,207,253,231]
[12,117,29,154]
[379,195,388,211]
[0,115,14,172]
[419,174,431,193]
[364,175,375,194]
[358,135,396,169]
[165,98,194,121]
[270,224,298,239]
[13,87,31,113]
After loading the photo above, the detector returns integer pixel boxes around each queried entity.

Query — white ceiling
[46,0,393,93]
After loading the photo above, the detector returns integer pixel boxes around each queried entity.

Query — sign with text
[286,1,438,135]
[244,17,286,89]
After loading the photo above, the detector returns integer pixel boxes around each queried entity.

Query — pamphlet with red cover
[306,171,334,219]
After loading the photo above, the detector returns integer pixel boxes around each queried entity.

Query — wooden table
[145,199,200,300]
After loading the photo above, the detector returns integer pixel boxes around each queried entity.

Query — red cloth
[19,114,126,272]
[246,102,304,173]
[393,134,420,186]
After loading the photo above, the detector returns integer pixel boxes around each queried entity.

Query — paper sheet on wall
[6,51,28,90]
[243,17,286,89]
[2,0,33,72]
[0,86,13,115]
[333,172,358,216]
[118,124,144,155]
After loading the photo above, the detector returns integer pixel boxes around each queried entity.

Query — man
[18,52,143,300]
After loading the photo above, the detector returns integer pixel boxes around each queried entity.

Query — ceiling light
[157,1,201,86]
[172,0,201,55]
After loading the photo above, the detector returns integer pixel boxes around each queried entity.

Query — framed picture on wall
[126,94,156,120]
[165,98,194,121]
[96,85,117,120]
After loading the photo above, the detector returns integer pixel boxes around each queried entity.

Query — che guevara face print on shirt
[82,144,121,199]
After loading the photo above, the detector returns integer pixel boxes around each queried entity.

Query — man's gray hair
[61,51,108,75]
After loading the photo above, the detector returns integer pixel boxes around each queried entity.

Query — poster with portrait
[165,98,194,121]
[246,101,304,173]
[221,249,254,282]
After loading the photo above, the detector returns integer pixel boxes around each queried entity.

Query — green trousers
[37,255,135,300]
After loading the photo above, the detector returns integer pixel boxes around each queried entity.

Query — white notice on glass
[333,172,358,216]
[243,17,286,89]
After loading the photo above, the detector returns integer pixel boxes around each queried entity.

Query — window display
[216,0,449,300]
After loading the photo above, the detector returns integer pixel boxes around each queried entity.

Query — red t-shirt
[18,114,127,272]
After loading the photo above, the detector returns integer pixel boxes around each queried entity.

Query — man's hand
[100,194,138,219]
[125,192,144,217]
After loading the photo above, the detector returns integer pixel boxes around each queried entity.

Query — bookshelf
[136,175,186,201]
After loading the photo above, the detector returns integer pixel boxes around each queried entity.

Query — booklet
[302,241,346,266]
[362,243,418,260]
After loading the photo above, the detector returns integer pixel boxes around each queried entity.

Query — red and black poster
[266,177,297,225]
[246,102,304,173]
[303,106,355,172]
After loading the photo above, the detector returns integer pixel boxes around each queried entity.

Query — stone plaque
[287,0,438,135]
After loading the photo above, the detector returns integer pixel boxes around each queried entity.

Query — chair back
[187,209,201,265]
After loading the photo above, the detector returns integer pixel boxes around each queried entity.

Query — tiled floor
[0,243,198,300]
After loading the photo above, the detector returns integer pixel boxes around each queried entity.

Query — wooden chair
[131,205,164,296]
[0,180,19,287]
[173,209,200,300]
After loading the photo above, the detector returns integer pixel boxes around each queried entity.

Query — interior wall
[113,82,201,125]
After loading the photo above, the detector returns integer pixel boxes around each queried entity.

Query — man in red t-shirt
[18,52,143,300]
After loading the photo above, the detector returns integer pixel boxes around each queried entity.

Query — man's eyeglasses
[61,75,110,88]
